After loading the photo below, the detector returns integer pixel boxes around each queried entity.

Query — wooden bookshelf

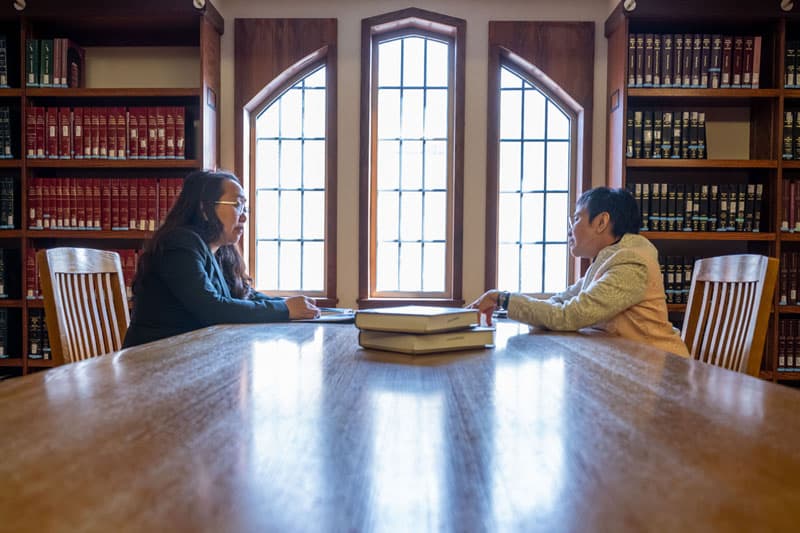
[605,0,795,382]
[0,0,223,373]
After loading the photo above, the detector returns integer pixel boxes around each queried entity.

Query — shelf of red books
[26,159,202,169]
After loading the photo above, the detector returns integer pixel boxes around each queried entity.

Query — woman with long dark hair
[123,169,319,348]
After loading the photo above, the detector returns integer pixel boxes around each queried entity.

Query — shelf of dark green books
[25,88,202,98]
[627,159,777,169]
[26,159,201,169]
[26,359,56,368]
[642,232,775,241]
[0,359,23,367]
[0,299,23,307]
[26,230,153,239]
[628,88,780,98]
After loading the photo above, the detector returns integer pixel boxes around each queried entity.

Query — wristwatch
[498,291,511,311]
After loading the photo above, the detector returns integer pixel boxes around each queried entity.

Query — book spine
[627,33,636,87]
[700,34,711,88]
[721,36,733,88]
[752,36,761,89]
[107,107,118,159]
[176,107,185,159]
[117,107,126,160]
[673,34,683,88]
[662,33,673,87]
[46,107,58,159]
[732,36,744,88]
[742,36,754,88]
[635,34,644,87]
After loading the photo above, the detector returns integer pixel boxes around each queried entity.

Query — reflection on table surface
[1,320,799,532]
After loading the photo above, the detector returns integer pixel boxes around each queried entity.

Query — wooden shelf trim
[26,360,56,368]
[0,299,23,307]
[0,230,23,238]
[0,159,22,168]
[25,88,202,98]
[775,371,800,381]
[626,159,777,169]
[642,232,776,241]
[0,359,23,367]
[0,88,23,97]
[667,304,686,312]
[627,88,780,98]
[778,305,800,314]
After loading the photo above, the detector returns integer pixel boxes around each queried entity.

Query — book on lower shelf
[354,305,478,333]
[358,326,495,355]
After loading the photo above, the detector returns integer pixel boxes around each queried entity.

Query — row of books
[0,177,13,228]
[781,180,800,232]
[26,106,187,160]
[781,111,800,160]
[0,36,8,87]
[659,256,695,305]
[355,306,494,354]
[627,34,761,89]
[626,110,707,159]
[627,182,764,232]
[27,177,183,231]
[0,309,10,358]
[0,106,11,159]
[25,248,138,300]
[27,309,50,360]
[26,38,85,88]
[778,319,800,371]
[779,251,800,306]
[0,248,19,299]
[785,42,800,88]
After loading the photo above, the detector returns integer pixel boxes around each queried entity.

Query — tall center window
[497,65,572,294]
[361,9,465,305]
[254,66,327,294]
[375,35,450,294]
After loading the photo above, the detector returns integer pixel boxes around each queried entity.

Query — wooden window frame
[358,8,466,308]
[485,22,594,292]
[235,19,338,307]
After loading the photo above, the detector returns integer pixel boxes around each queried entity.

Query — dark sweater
[123,227,289,348]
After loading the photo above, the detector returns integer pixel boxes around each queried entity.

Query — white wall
[215,0,612,308]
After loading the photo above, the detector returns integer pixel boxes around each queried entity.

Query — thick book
[358,326,495,355]
[354,305,478,333]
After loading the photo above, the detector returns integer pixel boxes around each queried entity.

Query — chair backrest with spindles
[681,254,778,377]
[37,248,131,365]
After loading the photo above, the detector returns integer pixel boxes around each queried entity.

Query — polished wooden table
[1,321,800,532]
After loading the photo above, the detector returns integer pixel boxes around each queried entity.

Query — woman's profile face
[213,179,247,247]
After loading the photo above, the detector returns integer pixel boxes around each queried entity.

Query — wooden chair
[37,248,131,365]
[681,254,779,377]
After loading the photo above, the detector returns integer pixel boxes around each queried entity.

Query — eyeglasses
[215,200,248,216]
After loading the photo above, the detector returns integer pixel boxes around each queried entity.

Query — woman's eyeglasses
[215,201,248,216]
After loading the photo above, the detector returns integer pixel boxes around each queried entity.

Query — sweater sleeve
[156,232,289,325]
[508,250,648,331]
[546,278,584,304]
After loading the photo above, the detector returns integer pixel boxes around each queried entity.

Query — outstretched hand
[286,296,320,320]
[466,290,500,326]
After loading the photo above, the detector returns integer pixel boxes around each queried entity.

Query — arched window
[360,8,465,306]
[485,23,594,295]
[236,19,337,306]
[496,65,572,293]
[253,65,328,293]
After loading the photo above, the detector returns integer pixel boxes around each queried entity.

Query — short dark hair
[576,187,641,237]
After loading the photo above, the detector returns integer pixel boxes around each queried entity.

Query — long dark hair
[133,169,253,299]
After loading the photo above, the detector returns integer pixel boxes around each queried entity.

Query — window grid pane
[255,65,327,292]
[498,66,571,293]
[375,36,450,294]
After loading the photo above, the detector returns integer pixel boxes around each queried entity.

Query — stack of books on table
[355,306,495,355]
